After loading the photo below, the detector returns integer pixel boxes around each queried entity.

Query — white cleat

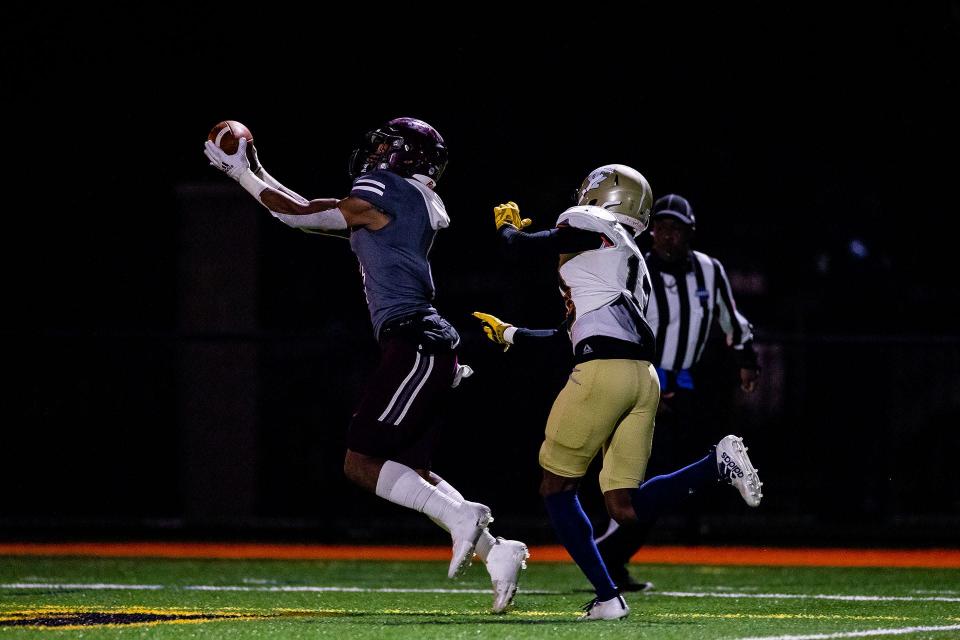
[448,501,492,579]
[485,537,529,613]
[579,594,630,621]
[717,434,763,507]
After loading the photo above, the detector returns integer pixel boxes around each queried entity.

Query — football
[208,120,253,155]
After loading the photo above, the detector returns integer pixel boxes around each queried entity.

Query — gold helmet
[575,164,653,234]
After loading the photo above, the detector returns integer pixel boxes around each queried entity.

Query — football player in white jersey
[474,165,762,620]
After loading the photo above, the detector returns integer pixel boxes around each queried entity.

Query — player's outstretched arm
[472,311,568,352]
[204,138,383,234]
[493,201,606,257]
[205,137,336,215]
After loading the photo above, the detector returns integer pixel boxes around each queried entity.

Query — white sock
[425,478,463,532]
[375,460,461,528]
[433,475,497,561]
[433,478,464,502]
[474,529,497,561]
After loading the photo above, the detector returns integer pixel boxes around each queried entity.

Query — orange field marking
[1,543,958,568]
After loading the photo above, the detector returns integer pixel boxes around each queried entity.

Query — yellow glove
[472,311,513,352]
[493,201,533,231]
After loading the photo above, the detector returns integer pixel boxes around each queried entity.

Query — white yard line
[734,624,960,640]
[657,591,960,603]
[1,583,164,590]
[2,583,958,603]
[185,585,505,594]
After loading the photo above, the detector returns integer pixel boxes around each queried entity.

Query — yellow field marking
[0,605,269,630]
[0,604,570,619]
[1,605,256,615]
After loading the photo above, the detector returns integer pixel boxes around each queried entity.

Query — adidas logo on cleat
[716,435,763,507]
[720,451,745,478]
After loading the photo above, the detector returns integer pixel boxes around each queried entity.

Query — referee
[596,193,761,591]
[646,193,759,398]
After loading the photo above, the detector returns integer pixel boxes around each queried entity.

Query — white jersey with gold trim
[556,205,653,350]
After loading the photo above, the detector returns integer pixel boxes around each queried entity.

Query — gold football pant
[538,359,660,492]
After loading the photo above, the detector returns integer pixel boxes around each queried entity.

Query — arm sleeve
[510,319,571,349]
[270,208,348,232]
[513,327,563,343]
[235,169,348,237]
[499,225,604,257]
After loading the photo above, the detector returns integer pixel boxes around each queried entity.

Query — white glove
[451,363,474,388]
[247,142,265,176]
[204,137,251,180]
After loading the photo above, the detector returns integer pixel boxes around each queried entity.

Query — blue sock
[543,490,618,601]
[631,450,718,524]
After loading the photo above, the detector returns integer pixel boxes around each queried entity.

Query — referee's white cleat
[716,435,763,507]
[485,537,529,613]
[579,594,630,621]
[448,501,492,579]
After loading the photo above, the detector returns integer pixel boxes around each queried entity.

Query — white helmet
[575,164,653,235]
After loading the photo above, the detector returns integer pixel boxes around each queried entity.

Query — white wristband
[503,326,517,344]
[237,170,269,200]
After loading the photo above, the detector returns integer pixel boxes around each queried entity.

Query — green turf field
[1,556,959,638]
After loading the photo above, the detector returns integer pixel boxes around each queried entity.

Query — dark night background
[3,6,959,547]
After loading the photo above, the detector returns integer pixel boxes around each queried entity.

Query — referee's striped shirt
[645,249,754,372]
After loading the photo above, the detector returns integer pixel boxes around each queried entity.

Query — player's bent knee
[608,504,639,524]
[343,451,361,483]
[539,470,580,497]
[343,450,382,490]
[604,489,639,524]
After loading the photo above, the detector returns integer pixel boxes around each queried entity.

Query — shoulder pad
[557,205,618,233]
